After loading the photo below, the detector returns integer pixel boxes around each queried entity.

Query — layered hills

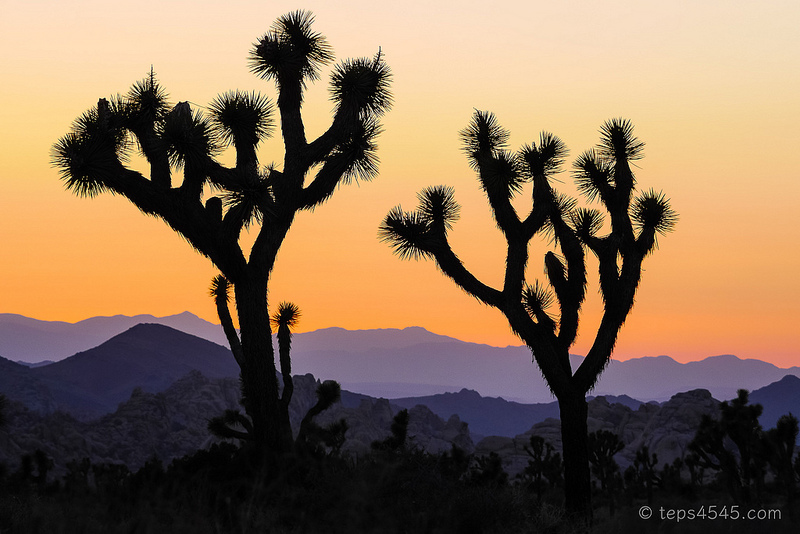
[0,371,472,473]
[0,324,238,420]
[4,313,800,404]
[0,312,228,363]
[1,319,799,478]
[0,319,798,441]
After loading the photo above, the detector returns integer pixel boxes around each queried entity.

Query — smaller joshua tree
[588,430,625,515]
[208,276,341,451]
[380,112,676,523]
[689,389,768,504]
[523,435,562,501]
[765,414,798,514]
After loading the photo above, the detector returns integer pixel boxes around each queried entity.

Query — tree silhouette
[207,281,343,453]
[52,11,392,458]
[380,112,675,522]
[764,414,798,515]
[372,409,410,453]
[0,394,7,430]
[689,389,766,503]
[588,430,624,515]
[523,435,562,502]
[633,444,659,506]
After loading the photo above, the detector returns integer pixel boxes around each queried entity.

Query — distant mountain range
[1,316,799,439]
[0,313,800,406]
[0,312,229,363]
[0,324,238,420]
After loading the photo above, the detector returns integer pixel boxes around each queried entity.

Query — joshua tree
[52,11,392,457]
[633,445,659,505]
[689,389,766,504]
[588,430,624,515]
[523,435,563,501]
[764,414,798,514]
[380,112,675,522]
[372,409,410,453]
[588,430,624,492]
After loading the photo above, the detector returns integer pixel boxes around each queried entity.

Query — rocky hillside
[475,389,720,476]
[0,371,472,474]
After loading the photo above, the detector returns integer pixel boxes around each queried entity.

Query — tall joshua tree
[380,111,675,522]
[52,11,392,457]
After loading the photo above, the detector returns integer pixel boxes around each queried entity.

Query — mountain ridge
[0,323,239,420]
[2,313,800,405]
[1,321,799,440]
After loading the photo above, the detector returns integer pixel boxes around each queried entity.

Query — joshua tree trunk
[234,278,289,453]
[559,390,591,521]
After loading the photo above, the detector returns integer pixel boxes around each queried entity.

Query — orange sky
[1,1,799,366]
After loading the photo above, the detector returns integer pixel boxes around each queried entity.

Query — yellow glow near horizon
[1,1,799,368]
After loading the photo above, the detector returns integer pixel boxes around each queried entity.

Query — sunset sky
[1,1,798,367]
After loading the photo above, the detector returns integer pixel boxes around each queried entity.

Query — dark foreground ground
[1,441,798,534]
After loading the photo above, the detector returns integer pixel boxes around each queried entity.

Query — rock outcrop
[475,390,720,477]
[0,371,473,474]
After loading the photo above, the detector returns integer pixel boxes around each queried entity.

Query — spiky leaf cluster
[208,409,253,441]
[330,117,383,184]
[379,207,434,260]
[249,10,334,86]
[599,118,644,162]
[479,150,524,197]
[316,380,342,409]
[271,301,301,330]
[570,208,605,241]
[209,91,274,148]
[51,98,130,196]
[379,185,460,260]
[520,132,568,177]
[330,50,393,118]
[209,274,230,302]
[160,102,219,169]
[418,185,460,231]
[52,133,116,197]
[572,150,613,203]
[221,168,274,228]
[632,189,678,236]
[125,74,170,126]
[523,281,555,323]
[460,111,510,170]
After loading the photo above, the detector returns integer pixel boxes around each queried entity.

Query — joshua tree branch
[297,151,351,209]
[430,239,503,307]
[304,113,350,165]
[210,275,245,368]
